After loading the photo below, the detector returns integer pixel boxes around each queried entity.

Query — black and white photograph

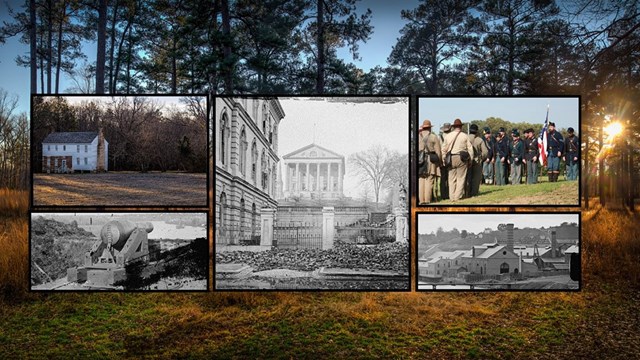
[214,96,410,290]
[30,212,208,291]
[417,212,580,291]
[31,95,208,207]
[417,96,579,206]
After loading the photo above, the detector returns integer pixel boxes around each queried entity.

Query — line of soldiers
[418,119,579,205]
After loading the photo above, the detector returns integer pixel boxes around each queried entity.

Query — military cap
[452,118,463,127]
[469,124,479,134]
[440,123,452,132]
[512,129,520,137]
[568,127,574,133]
[422,119,432,129]
[549,122,555,127]
[525,128,534,134]
[498,127,506,133]
[483,127,491,134]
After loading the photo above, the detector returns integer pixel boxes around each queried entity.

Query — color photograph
[31,95,208,207]
[417,97,580,206]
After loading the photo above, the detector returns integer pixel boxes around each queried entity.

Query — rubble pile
[31,216,95,238]
[216,241,409,273]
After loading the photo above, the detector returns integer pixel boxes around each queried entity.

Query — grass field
[33,172,207,206]
[2,189,639,358]
[435,178,579,205]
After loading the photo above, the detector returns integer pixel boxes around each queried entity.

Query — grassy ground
[435,178,579,205]
[2,189,639,358]
[33,172,207,206]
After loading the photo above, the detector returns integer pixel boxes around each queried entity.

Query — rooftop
[43,132,99,144]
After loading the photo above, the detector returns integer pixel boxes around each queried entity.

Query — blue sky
[418,97,580,131]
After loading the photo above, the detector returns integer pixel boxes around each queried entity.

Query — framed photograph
[214,95,410,290]
[416,212,581,291]
[416,96,580,207]
[31,94,208,208]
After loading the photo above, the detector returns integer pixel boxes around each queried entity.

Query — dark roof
[42,132,98,144]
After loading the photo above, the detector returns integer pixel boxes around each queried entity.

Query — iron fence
[273,222,322,249]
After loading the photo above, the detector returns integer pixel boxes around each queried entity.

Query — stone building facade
[214,97,285,244]
[281,144,345,200]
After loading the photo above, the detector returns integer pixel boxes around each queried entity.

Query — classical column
[327,162,332,192]
[305,163,310,191]
[338,161,343,193]
[295,162,300,192]
[316,163,320,193]
[284,162,289,192]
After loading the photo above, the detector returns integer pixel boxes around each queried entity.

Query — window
[63,145,66,151]
[84,158,88,165]
[500,262,510,274]
[251,141,258,184]
[55,145,58,151]
[261,151,267,190]
[77,145,80,152]
[219,193,227,237]
[239,128,247,176]
[262,103,267,134]
[85,145,88,152]
[240,198,245,235]
[77,158,80,165]
[251,203,257,237]
[47,145,50,151]
[220,113,229,165]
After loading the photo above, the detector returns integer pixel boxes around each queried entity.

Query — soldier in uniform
[466,124,488,197]
[494,127,509,185]
[509,129,525,185]
[439,123,452,200]
[418,119,441,204]
[564,127,579,181]
[441,118,474,201]
[524,128,539,184]
[482,127,495,184]
[546,122,564,182]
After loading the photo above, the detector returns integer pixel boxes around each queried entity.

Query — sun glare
[604,122,623,137]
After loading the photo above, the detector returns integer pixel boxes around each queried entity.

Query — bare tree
[348,145,396,207]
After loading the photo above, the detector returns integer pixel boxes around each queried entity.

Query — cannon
[67,220,154,287]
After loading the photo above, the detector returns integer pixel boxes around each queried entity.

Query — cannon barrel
[100,220,153,250]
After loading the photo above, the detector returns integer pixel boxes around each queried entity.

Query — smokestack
[472,246,476,258]
[97,128,105,172]
[506,223,514,253]
[551,230,557,258]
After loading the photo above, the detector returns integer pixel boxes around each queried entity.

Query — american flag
[538,106,549,166]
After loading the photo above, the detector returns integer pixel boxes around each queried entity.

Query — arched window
[220,113,229,166]
[239,128,247,176]
[262,103,268,134]
[219,192,227,237]
[261,151,267,190]
[251,203,257,238]
[268,117,273,144]
[251,141,258,184]
[500,262,509,274]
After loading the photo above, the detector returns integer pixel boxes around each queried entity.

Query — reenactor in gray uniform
[466,124,488,197]
[494,127,509,185]
[564,127,579,181]
[546,122,564,182]
[509,129,525,185]
[439,123,451,200]
[418,119,442,204]
[482,127,495,184]
[524,128,539,184]
[441,119,474,201]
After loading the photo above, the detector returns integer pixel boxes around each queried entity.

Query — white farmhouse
[42,130,108,173]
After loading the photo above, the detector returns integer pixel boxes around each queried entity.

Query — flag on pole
[538,106,549,166]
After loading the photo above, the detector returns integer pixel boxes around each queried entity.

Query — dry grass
[0,189,28,217]
[1,190,639,358]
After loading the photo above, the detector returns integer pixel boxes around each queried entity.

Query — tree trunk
[55,2,66,94]
[96,0,107,94]
[599,125,604,206]
[30,0,37,94]
[47,0,53,93]
[108,0,119,94]
[171,39,177,93]
[221,0,232,92]
[584,126,589,209]
[315,0,325,94]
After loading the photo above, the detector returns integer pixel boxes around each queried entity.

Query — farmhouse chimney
[506,223,514,253]
[96,128,105,172]
[551,230,557,258]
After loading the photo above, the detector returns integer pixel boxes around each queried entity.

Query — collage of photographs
[28,94,580,292]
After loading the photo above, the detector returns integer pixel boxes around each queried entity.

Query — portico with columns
[281,144,345,200]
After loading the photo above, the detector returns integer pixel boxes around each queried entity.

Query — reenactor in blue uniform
[439,123,452,200]
[482,127,495,185]
[546,122,564,182]
[494,127,509,185]
[509,129,525,185]
[564,127,579,181]
[524,128,539,184]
